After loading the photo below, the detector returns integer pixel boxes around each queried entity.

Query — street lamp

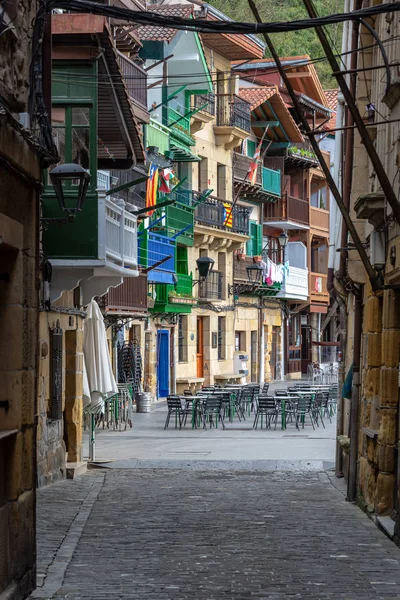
[278,231,289,248]
[49,163,91,215]
[196,256,215,281]
[246,264,263,283]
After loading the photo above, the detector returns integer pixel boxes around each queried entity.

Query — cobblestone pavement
[32,468,400,600]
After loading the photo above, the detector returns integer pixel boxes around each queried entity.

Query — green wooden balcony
[152,195,195,246]
[146,119,170,154]
[262,167,281,197]
[167,106,190,132]
[151,273,196,314]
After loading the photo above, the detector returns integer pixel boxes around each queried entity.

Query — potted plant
[236,249,246,261]
[253,255,262,264]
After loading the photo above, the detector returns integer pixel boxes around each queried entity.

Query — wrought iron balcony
[286,139,319,167]
[216,94,251,132]
[198,270,223,301]
[192,92,216,117]
[194,193,251,235]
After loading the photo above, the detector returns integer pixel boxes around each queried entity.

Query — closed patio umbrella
[83,300,118,460]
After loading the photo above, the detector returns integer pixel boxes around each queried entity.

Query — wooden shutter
[51,321,63,421]
[246,221,262,256]
[247,140,256,158]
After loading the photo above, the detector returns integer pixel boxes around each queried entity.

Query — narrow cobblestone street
[32,465,400,600]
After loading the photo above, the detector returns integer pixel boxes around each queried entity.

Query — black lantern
[196,256,215,280]
[50,163,90,215]
[246,264,263,283]
[278,231,289,248]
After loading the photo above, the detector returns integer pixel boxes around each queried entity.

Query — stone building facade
[0,1,44,597]
[335,7,400,541]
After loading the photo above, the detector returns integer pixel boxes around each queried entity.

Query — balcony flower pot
[253,256,262,264]
[236,252,246,261]
[169,295,195,305]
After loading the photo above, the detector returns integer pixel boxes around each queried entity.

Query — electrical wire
[47,0,400,35]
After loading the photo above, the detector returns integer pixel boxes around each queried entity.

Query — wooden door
[196,317,204,378]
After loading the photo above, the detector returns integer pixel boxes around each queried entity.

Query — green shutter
[246,221,262,256]
[247,140,256,158]
[176,245,188,274]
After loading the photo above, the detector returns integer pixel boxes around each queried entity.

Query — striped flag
[247,138,263,185]
[145,163,159,216]
[223,203,233,227]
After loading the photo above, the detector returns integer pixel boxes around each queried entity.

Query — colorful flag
[223,203,233,227]
[247,138,263,185]
[145,163,158,216]
[159,168,174,193]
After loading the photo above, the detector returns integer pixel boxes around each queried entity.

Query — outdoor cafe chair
[241,387,257,416]
[295,395,315,430]
[183,389,193,396]
[262,382,269,395]
[201,396,225,430]
[253,396,278,430]
[165,396,184,430]
[275,389,289,396]
[312,392,325,428]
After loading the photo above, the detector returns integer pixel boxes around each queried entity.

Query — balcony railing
[216,94,251,132]
[152,197,194,246]
[310,206,329,231]
[264,193,309,226]
[286,139,319,166]
[138,230,175,284]
[100,274,148,313]
[192,92,216,117]
[277,266,308,301]
[145,119,170,155]
[168,106,190,132]
[117,51,147,109]
[198,270,223,300]
[233,256,254,281]
[233,153,262,186]
[105,197,137,269]
[262,167,281,197]
[195,194,251,235]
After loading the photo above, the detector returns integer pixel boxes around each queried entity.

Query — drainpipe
[171,326,176,394]
[259,202,265,384]
[347,289,363,502]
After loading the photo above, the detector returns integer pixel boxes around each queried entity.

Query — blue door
[157,329,169,397]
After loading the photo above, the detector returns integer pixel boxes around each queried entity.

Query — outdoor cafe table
[274,391,317,430]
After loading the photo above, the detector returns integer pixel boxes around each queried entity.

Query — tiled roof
[239,86,303,143]
[238,86,277,111]
[323,89,338,131]
[137,4,194,43]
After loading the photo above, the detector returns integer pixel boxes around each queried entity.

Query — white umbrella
[83,300,118,460]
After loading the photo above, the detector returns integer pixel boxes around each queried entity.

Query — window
[198,156,208,192]
[235,331,246,352]
[288,316,301,347]
[246,221,262,257]
[311,181,328,210]
[263,236,283,264]
[217,164,226,199]
[217,252,226,300]
[50,105,93,188]
[217,316,226,360]
[178,315,188,362]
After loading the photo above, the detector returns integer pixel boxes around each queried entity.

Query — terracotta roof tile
[137,4,194,43]
[238,86,277,111]
[239,86,303,143]
[323,88,338,131]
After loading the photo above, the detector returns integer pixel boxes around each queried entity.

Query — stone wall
[37,291,85,487]
[0,124,41,599]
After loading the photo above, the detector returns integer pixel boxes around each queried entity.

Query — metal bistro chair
[295,395,315,430]
[328,385,338,416]
[241,386,258,416]
[262,382,270,395]
[313,391,325,428]
[253,396,278,430]
[201,395,225,430]
[164,395,184,430]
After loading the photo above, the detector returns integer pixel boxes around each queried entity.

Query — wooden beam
[251,120,279,127]
[145,54,174,72]
[286,72,312,79]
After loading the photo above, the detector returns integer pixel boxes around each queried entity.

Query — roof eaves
[203,3,266,51]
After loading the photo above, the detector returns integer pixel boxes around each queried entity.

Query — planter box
[168,295,196,305]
